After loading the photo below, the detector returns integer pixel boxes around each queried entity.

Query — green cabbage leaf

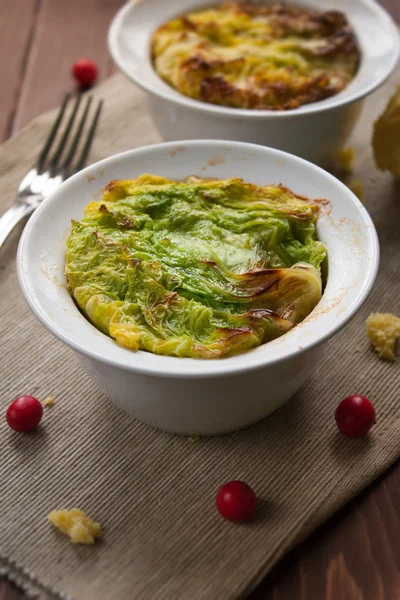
[66,175,326,358]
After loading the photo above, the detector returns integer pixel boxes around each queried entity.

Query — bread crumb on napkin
[48,509,101,544]
[366,312,400,360]
[188,435,201,443]
[335,147,355,174]
[43,396,55,407]
[347,178,363,201]
[373,85,400,177]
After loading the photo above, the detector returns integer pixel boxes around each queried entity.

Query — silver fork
[0,93,103,249]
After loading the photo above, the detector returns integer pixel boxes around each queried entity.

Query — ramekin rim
[17,140,380,379]
[108,0,400,120]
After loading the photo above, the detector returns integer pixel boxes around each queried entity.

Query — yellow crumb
[355,347,361,353]
[187,435,201,443]
[48,509,101,544]
[366,312,400,360]
[43,396,55,407]
[348,178,363,201]
[336,147,355,174]
[373,85,400,177]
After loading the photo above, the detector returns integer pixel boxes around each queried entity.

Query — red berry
[216,480,257,522]
[335,395,376,438]
[6,396,43,432]
[72,59,98,87]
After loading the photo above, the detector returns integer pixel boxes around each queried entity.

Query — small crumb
[187,435,201,443]
[366,312,400,360]
[43,396,55,407]
[355,347,361,352]
[336,147,355,174]
[48,509,101,544]
[348,178,363,201]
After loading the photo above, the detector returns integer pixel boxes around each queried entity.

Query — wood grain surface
[0,1,399,598]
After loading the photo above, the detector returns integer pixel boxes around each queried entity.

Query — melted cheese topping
[152,2,360,110]
[48,509,101,544]
[366,313,400,361]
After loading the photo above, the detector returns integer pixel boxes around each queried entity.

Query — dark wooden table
[1,1,399,598]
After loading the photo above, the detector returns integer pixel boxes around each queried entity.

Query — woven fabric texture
[0,70,399,600]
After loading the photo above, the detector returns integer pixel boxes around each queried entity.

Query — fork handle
[0,203,35,250]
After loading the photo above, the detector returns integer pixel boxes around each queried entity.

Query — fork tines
[37,93,103,178]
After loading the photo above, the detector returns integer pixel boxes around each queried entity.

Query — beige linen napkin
[0,69,399,600]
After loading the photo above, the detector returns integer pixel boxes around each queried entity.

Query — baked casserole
[151,2,360,111]
[66,175,327,359]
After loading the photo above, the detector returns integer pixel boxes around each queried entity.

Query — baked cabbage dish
[151,2,360,111]
[66,175,327,358]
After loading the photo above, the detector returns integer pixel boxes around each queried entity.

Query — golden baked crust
[366,313,400,361]
[151,2,360,111]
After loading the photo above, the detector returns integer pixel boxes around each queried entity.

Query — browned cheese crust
[151,2,360,111]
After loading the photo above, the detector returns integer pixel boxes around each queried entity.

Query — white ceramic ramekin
[17,140,379,435]
[108,0,400,166]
